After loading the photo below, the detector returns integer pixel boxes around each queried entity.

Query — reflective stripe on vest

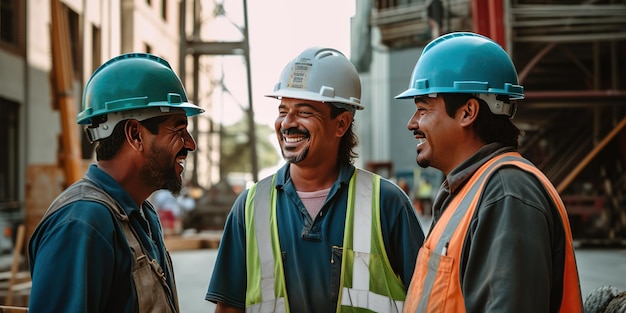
[245,175,288,313]
[339,169,405,313]
[245,169,405,313]
[403,152,583,313]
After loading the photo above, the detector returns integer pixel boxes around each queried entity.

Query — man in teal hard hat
[28,53,204,313]
[397,32,583,312]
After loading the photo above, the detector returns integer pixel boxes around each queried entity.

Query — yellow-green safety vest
[244,169,406,313]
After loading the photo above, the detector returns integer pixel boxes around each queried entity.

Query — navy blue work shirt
[206,163,425,312]
[28,164,175,313]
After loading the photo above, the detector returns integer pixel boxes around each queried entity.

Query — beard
[140,145,183,195]
[280,127,310,164]
[416,150,430,169]
[282,146,309,164]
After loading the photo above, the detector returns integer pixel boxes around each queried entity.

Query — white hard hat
[265,47,363,113]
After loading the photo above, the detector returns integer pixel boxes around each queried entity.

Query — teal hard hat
[395,32,523,116]
[78,53,204,142]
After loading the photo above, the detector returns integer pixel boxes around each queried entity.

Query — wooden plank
[49,0,82,185]
[164,233,222,251]
[4,226,28,306]
[557,116,626,193]
[24,162,90,241]
[25,165,65,241]
[0,306,28,312]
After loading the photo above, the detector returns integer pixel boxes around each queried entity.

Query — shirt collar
[446,143,516,194]
[84,164,142,216]
[273,162,356,190]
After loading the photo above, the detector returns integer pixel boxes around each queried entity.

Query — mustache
[281,127,309,137]
[413,130,425,137]
[176,149,190,158]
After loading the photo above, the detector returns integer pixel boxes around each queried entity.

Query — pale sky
[209,0,356,127]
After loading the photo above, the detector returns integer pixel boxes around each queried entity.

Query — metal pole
[179,0,186,93]
[242,0,259,182]
[189,0,201,187]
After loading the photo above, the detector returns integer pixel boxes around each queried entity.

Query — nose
[407,111,420,132]
[279,110,297,129]
[183,130,197,151]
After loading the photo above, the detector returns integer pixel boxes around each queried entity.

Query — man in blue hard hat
[28,53,204,313]
[397,32,583,313]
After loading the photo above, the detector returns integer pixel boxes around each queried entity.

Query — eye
[175,127,187,137]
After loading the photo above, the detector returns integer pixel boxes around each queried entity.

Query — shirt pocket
[330,245,343,302]
[405,246,455,313]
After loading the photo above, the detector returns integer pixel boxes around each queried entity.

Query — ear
[335,111,352,137]
[459,98,480,127]
[124,120,143,151]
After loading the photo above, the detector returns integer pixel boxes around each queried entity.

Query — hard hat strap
[84,107,181,142]
[476,93,517,118]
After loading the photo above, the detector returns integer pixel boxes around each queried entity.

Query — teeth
[285,137,305,143]
[416,138,426,145]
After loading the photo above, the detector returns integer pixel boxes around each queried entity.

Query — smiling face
[275,97,348,166]
[140,113,197,194]
[407,95,463,174]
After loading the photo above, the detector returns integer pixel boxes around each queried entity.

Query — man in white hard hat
[206,47,425,313]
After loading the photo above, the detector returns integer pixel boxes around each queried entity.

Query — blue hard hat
[395,32,524,101]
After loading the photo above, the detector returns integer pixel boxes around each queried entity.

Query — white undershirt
[297,187,331,220]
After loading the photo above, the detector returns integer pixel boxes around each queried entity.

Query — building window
[0,0,24,52]
[91,24,101,73]
[0,97,19,208]
[65,6,82,80]
[161,0,167,21]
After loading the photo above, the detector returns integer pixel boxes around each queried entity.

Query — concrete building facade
[0,0,194,238]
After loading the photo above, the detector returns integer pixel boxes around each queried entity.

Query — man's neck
[289,162,340,192]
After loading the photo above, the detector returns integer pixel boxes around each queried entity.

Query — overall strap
[42,178,178,312]
[44,178,128,222]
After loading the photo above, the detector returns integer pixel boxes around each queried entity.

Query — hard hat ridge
[78,52,204,142]
[266,47,363,113]
[395,32,524,117]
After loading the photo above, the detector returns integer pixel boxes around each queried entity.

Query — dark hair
[442,94,520,149]
[329,104,359,165]
[94,115,168,161]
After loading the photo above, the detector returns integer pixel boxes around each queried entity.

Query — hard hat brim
[265,89,364,111]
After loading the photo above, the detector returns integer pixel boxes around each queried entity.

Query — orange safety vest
[403,152,583,313]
